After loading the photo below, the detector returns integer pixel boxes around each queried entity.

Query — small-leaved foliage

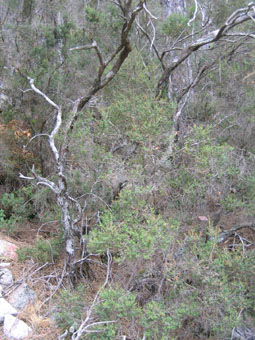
[87,187,175,262]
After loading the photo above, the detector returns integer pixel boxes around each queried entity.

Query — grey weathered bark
[19,77,80,257]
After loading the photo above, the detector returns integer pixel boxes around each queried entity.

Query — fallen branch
[71,250,112,340]
[217,222,255,243]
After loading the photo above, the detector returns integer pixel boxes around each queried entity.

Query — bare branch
[67,195,82,225]
[75,320,117,333]
[20,164,60,193]
[135,17,164,67]
[26,77,62,162]
[197,1,207,26]
[61,98,81,154]
[188,0,198,26]
[225,3,254,26]
[18,88,33,93]
[23,133,50,149]
[70,41,104,68]
[19,173,34,181]
[176,64,208,103]
[104,45,123,67]
[158,89,192,166]
[19,76,79,257]
[149,18,156,51]
[157,2,255,97]
[72,250,112,340]
[224,32,255,38]
[158,63,212,166]
[143,2,157,20]
[69,44,94,51]
[58,330,68,340]
[217,222,255,243]
[76,0,145,112]
[243,69,255,82]
[27,77,60,111]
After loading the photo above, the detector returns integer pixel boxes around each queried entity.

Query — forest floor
[1,211,255,340]
[0,220,100,340]
[0,223,61,339]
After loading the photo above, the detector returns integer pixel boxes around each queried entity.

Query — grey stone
[0,268,13,288]
[4,314,32,339]
[0,93,11,110]
[0,240,18,260]
[8,284,36,311]
[0,297,18,323]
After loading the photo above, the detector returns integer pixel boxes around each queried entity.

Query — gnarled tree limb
[156,2,255,98]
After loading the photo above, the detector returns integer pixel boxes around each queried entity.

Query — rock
[4,314,32,339]
[0,262,11,267]
[0,298,18,323]
[8,284,36,311]
[0,240,18,260]
[0,284,3,297]
[0,93,11,111]
[0,268,13,288]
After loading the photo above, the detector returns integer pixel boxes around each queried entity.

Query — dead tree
[19,0,147,267]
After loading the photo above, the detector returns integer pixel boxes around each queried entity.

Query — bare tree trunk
[160,0,186,16]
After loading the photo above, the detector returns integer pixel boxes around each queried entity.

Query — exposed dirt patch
[0,220,112,339]
[218,211,255,249]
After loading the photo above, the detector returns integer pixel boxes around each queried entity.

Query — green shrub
[17,233,63,264]
[0,209,18,235]
[0,185,44,235]
[55,284,87,332]
[0,212,21,235]
[85,6,102,23]
[0,209,5,223]
[164,230,255,338]
[55,286,140,339]
[97,51,175,149]
[163,124,244,213]
[161,12,189,38]
[87,187,175,262]
[89,287,141,339]
[141,299,200,340]
[0,193,25,234]
[141,300,177,339]
[1,192,25,218]
[104,3,123,31]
